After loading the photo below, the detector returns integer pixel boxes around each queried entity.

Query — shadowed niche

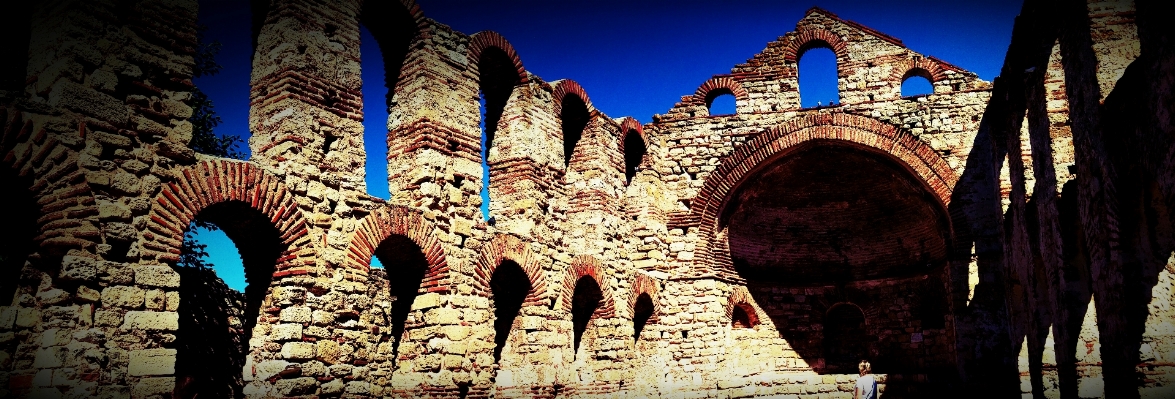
[633,293,654,342]
[624,129,647,184]
[373,234,429,363]
[571,276,603,357]
[490,259,531,362]
[561,94,589,166]
[0,168,37,306]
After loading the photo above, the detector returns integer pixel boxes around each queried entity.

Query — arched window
[824,303,868,373]
[175,201,283,398]
[372,234,429,364]
[359,2,417,199]
[571,276,603,358]
[478,46,517,220]
[623,129,646,184]
[708,93,736,116]
[561,94,589,166]
[0,169,36,305]
[798,44,839,108]
[490,260,531,362]
[633,293,654,342]
[901,69,934,97]
[731,303,758,329]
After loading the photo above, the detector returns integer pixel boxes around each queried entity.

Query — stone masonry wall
[0,0,1170,398]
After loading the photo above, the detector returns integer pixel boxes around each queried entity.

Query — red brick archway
[467,30,528,85]
[559,255,617,319]
[345,205,451,292]
[473,234,548,305]
[783,28,848,62]
[691,76,749,111]
[688,113,957,280]
[139,159,315,275]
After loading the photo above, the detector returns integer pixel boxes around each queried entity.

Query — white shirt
[856,374,877,399]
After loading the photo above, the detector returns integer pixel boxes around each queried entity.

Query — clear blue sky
[193,0,1022,291]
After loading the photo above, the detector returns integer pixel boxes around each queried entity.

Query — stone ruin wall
[0,0,1172,398]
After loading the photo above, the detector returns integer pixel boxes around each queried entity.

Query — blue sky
[193,0,1023,291]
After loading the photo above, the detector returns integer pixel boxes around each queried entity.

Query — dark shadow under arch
[373,234,430,363]
[0,167,37,306]
[824,303,868,373]
[561,94,589,167]
[571,276,603,357]
[623,129,646,184]
[633,293,654,342]
[491,259,531,362]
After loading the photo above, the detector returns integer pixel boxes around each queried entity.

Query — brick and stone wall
[0,0,1170,398]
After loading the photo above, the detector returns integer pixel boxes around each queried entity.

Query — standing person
[855,359,878,399]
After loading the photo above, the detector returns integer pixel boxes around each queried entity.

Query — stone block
[121,311,179,331]
[133,265,180,288]
[271,323,303,341]
[132,377,175,398]
[128,348,176,376]
[281,342,315,360]
[280,306,312,323]
[253,359,291,380]
[101,286,144,309]
[274,377,317,396]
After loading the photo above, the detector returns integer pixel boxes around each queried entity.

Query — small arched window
[623,129,646,184]
[633,293,654,341]
[731,303,758,329]
[561,94,590,166]
[359,1,417,200]
[901,69,934,97]
[708,92,736,116]
[571,276,603,358]
[798,43,839,108]
[490,260,531,362]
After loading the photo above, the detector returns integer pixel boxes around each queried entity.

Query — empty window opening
[0,2,31,94]
[571,276,603,358]
[732,303,757,329]
[623,130,647,184]
[175,201,283,399]
[372,234,429,364]
[918,273,948,329]
[478,46,517,220]
[0,170,36,305]
[633,293,654,342]
[359,25,390,199]
[823,304,868,373]
[902,69,934,98]
[490,260,532,362]
[561,94,590,166]
[797,44,839,108]
[707,92,736,116]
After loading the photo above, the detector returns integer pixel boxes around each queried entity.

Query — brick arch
[138,160,314,271]
[618,116,649,173]
[345,205,451,292]
[692,76,749,108]
[1,107,101,257]
[467,31,528,84]
[629,273,660,321]
[688,113,957,279]
[783,28,848,62]
[892,57,949,84]
[559,255,617,319]
[552,79,595,117]
[725,287,763,328]
[473,234,547,304]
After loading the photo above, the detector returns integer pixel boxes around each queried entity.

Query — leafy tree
[179,27,244,269]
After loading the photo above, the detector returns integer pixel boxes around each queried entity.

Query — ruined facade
[0,0,1171,398]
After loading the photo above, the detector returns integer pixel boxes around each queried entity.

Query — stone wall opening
[478,46,517,219]
[561,94,589,166]
[623,129,646,184]
[359,3,417,108]
[731,303,758,329]
[571,276,603,358]
[373,234,430,362]
[901,69,934,98]
[0,168,36,306]
[719,140,957,383]
[173,200,284,398]
[633,293,654,341]
[823,303,868,373]
[797,44,839,108]
[490,259,531,363]
[707,92,736,116]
